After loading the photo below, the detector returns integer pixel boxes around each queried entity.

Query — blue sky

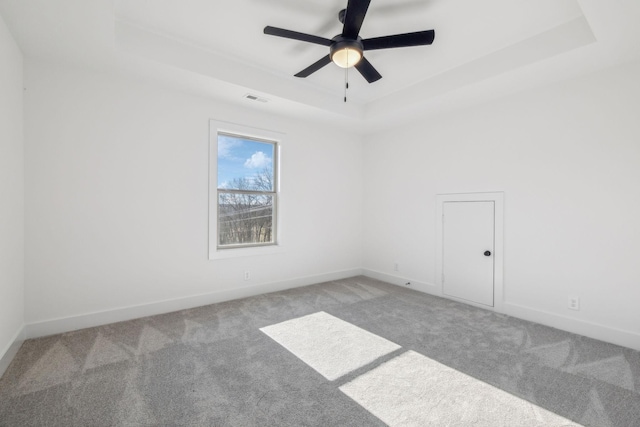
[217,134,274,190]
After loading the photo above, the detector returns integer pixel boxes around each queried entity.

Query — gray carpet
[0,276,639,426]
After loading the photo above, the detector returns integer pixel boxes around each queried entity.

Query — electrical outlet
[568,296,580,311]
[244,271,250,281]
[393,263,399,272]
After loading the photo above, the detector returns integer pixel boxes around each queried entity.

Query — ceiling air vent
[243,94,269,103]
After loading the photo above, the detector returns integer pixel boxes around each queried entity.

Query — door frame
[436,192,505,313]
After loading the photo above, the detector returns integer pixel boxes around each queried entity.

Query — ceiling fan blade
[294,55,332,78]
[342,0,371,39]
[264,26,332,46]
[362,30,435,50]
[354,57,382,83]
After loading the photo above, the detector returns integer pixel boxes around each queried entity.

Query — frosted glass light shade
[331,47,362,68]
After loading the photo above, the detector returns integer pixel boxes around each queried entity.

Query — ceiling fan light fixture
[331,47,362,68]
[330,38,363,68]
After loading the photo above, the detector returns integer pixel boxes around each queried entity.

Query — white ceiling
[1,0,640,134]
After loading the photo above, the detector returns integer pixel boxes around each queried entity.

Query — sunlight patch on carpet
[339,350,584,427]
[260,311,400,381]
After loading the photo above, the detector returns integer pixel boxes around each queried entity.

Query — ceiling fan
[263,0,435,84]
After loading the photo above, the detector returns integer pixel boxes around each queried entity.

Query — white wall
[363,60,640,349]
[0,12,24,369]
[17,46,640,351]
[23,60,363,332]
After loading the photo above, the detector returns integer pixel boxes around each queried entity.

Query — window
[209,121,282,257]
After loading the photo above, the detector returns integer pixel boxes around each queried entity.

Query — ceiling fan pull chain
[344,61,348,102]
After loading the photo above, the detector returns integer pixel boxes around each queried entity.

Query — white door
[442,201,495,307]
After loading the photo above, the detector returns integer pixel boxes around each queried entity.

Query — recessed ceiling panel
[2,0,636,131]
[114,0,585,105]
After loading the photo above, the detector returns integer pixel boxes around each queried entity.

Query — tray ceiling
[1,0,639,133]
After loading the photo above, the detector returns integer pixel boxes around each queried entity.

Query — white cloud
[218,136,241,159]
[244,151,272,169]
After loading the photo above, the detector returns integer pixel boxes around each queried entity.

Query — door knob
[484,251,492,256]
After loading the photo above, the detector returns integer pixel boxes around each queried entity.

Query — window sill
[208,244,285,260]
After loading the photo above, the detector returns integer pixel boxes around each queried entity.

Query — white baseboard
[502,302,640,352]
[362,269,438,295]
[0,326,25,378]
[25,268,363,340]
[363,269,640,351]
[21,267,640,352]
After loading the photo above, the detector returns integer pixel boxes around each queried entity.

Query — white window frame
[209,120,284,260]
